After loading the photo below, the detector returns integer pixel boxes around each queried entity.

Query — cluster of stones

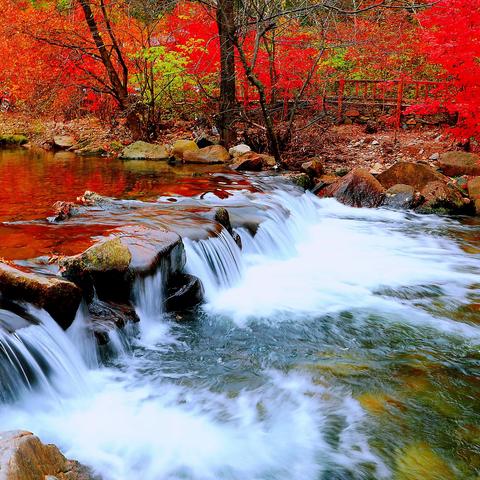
[118,139,277,170]
[307,151,480,216]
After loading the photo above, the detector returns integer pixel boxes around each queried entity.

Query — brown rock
[183,145,230,164]
[0,430,96,480]
[53,135,75,150]
[376,162,446,190]
[301,159,324,177]
[319,168,385,208]
[231,152,275,171]
[438,151,480,177]
[0,264,82,329]
[416,181,470,215]
[467,177,480,199]
[467,177,480,214]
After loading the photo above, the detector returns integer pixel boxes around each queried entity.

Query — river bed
[0,148,479,479]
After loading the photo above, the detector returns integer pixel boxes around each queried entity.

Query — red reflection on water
[0,149,253,260]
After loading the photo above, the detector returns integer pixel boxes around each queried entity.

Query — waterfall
[184,229,243,300]
[0,306,89,403]
[132,266,174,345]
[67,302,99,369]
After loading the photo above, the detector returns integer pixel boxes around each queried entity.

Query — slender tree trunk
[216,0,237,147]
[79,0,143,139]
[236,41,282,165]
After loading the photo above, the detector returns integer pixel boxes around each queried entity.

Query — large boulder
[383,184,418,210]
[53,135,75,150]
[319,168,385,208]
[0,430,95,480]
[467,176,480,214]
[183,145,230,164]
[231,152,263,171]
[165,273,204,312]
[376,162,446,190]
[60,238,132,302]
[120,141,170,160]
[416,181,471,215]
[231,152,276,171]
[60,228,184,303]
[438,151,480,177]
[0,264,81,329]
[172,140,199,160]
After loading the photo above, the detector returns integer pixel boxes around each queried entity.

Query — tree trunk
[236,41,282,166]
[216,0,237,147]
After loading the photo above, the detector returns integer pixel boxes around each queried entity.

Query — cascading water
[184,229,243,299]
[1,179,480,479]
[67,302,99,369]
[0,306,89,403]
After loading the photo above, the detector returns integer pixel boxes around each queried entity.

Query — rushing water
[1,149,480,479]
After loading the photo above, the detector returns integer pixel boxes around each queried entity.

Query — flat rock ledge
[0,264,82,329]
[59,226,185,303]
[0,430,98,480]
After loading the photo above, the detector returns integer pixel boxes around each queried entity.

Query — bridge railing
[236,78,450,128]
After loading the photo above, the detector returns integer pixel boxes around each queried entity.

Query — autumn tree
[413,0,480,144]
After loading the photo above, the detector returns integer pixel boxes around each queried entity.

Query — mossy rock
[120,141,170,160]
[60,238,132,302]
[172,139,199,160]
[0,134,28,146]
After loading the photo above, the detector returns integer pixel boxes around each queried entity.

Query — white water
[187,191,480,337]
[1,186,480,479]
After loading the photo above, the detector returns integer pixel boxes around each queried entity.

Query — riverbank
[0,112,458,172]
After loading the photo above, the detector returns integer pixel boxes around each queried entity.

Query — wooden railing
[236,78,449,128]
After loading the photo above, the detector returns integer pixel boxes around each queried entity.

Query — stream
[0,148,479,479]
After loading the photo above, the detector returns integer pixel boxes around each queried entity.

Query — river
[0,148,479,479]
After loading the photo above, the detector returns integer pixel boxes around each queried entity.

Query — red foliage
[412,0,480,142]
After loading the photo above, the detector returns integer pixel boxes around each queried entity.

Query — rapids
[0,149,480,479]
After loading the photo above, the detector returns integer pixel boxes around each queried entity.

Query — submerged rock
[120,141,170,160]
[376,162,446,190]
[395,442,455,480]
[319,168,385,208]
[183,145,230,164]
[0,430,97,480]
[0,263,81,329]
[165,273,204,312]
[438,151,480,177]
